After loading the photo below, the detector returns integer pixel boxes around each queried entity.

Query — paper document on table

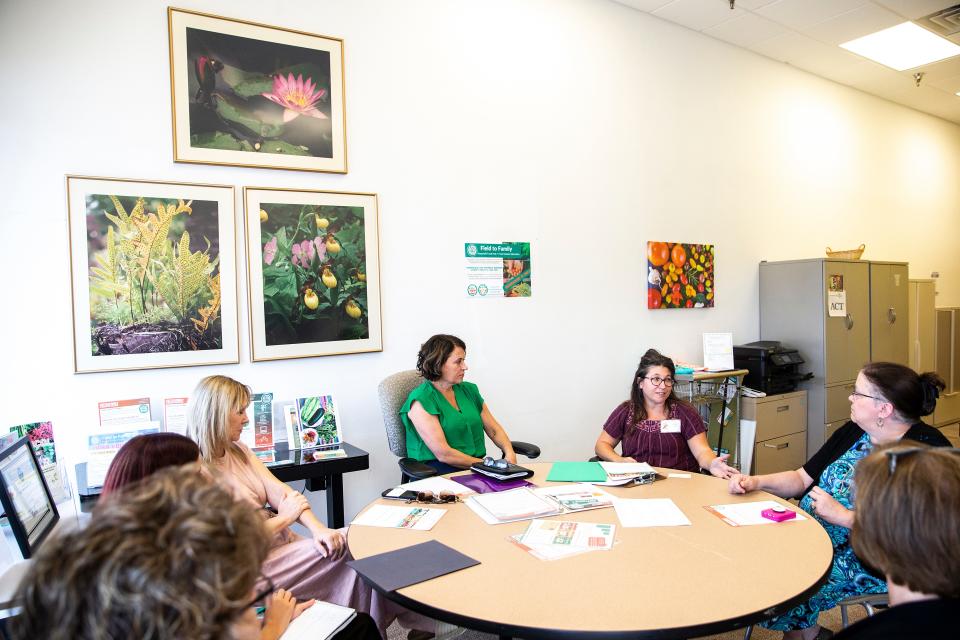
[532,484,614,512]
[281,600,355,640]
[397,476,476,497]
[465,487,560,524]
[705,500,808,527]
[599,461,655,475]
[521,519,615,550]
[350,504,446,530]
[613,498,691,527]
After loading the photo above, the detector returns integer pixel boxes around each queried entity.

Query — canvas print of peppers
[244,188,382,361]
[67,177,239,373]
[647,242,715,309]
[168,8,347,173]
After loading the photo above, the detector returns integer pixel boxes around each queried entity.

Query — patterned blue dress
[761,433,886,631]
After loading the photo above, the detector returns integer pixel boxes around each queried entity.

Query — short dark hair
[416,334,466,381]
[861,362,945,422]
[102,432,200,496]
[11,466,268,640]
[852,442,960,598]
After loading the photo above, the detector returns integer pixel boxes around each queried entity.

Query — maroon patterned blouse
[602,401,706,472]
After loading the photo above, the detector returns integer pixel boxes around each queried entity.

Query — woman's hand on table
[313,527,346,559]
[728,473,757,494]
[277,492,310,525]
[807,486,853,527]
[708,453,737,479]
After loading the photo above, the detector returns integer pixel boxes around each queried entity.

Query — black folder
[347,540,479,592]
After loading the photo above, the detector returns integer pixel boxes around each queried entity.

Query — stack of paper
[612,498,691,528]
[465,487,561,524]
[281,600,356,640]
[532,484,615,513]
[705,500,808,527]
[597,461,657,486]
[511,520,616,561]
[394,475,477,499]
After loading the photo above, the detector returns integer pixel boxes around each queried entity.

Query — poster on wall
[646,242,714,309]
[464,242,532,298]
[67,176,239,373]
[244,187,381,361]
[168,7,347,173]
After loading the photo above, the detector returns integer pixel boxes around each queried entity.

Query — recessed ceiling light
[840,22,960,71]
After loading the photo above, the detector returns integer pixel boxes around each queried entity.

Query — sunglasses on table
[885,447,960,476]
[408,490,460,504]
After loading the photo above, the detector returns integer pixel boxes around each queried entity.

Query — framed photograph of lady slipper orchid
[66,176,240,373]
[168,7,347,173]
[243,187,381,361]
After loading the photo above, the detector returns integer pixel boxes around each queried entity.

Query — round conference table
[347,464,833,639]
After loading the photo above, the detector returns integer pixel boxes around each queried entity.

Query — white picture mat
[244,188,382,360]
[168,8,346,173]
[66,176,239,373]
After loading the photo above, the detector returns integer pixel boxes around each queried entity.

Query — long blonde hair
[187,374,251,465]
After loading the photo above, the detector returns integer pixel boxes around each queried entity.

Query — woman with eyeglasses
[189,375,430,639]
[833,442,960,639]
[594,349,736,477]
[728,362,950,640]
[98,431,381,640]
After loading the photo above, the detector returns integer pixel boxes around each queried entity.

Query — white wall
[1,0,958,521]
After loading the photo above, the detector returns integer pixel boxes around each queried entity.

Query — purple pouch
[451,473,535,494]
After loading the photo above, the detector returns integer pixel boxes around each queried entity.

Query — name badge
[660,419,681,433]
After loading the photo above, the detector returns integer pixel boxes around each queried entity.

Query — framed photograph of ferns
[66,176,239,373]
[168,7,347,173]
[244,187,381,361]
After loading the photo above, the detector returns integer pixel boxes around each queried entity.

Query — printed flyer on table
[464,242,531,298]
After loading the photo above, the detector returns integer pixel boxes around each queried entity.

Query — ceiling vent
[915,4,960,40]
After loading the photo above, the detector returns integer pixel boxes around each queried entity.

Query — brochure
[512,519,616,561]
[465,487,561,524]
[9,421,68,502]
[98,398,151,427]
[163,398,189,436]
[288,395,341,450]
[350,504,446,531]
[705,500,808,527]
[86,422,161,488]
[532,484,615,513]
[250,392,274,448]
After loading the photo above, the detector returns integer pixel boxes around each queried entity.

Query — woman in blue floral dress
[728,362,948,640]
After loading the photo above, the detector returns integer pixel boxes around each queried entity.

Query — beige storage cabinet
[933,307,960,427]
[869,262,909,365]
[743,391,807,474]
[908,279,936,372]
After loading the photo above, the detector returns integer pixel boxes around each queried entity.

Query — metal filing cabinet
[759,259,909,455]
[933,307,960,427]
[743,391,807,474]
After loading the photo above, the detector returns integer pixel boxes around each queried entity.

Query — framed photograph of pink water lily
[244,187,381,361]
[168,7,347,173]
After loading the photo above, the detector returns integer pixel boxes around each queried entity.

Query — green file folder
[546,461,607,482]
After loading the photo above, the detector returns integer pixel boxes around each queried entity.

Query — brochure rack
[674,370,748,470]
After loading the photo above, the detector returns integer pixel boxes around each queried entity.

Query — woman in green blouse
[400,334,517,475]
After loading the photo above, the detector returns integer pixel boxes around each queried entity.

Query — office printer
[733,341,813,395]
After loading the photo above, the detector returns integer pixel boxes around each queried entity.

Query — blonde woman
[188,375,430,639]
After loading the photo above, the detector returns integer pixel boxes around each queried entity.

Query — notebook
[281,600,356,640]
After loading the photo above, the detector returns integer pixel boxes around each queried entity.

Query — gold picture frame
[66,175,240,373]
[244,187,381,361]
[168,7,347,173]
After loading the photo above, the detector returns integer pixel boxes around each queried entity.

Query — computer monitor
[0,435,59,559]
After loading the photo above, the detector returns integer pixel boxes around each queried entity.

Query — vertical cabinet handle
[845,313,854,330]
[888,307,897,324]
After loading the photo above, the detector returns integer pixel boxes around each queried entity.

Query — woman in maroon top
[594,349,736,477]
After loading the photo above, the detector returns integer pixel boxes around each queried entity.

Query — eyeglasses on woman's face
[850,389,884,402]
[641,376,675,387]
[885,447,960,476]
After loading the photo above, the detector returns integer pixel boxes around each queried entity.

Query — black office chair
[377,370,541,483]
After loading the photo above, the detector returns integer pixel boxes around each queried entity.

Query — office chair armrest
[510,441,540,460]
[398,458,438,480]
